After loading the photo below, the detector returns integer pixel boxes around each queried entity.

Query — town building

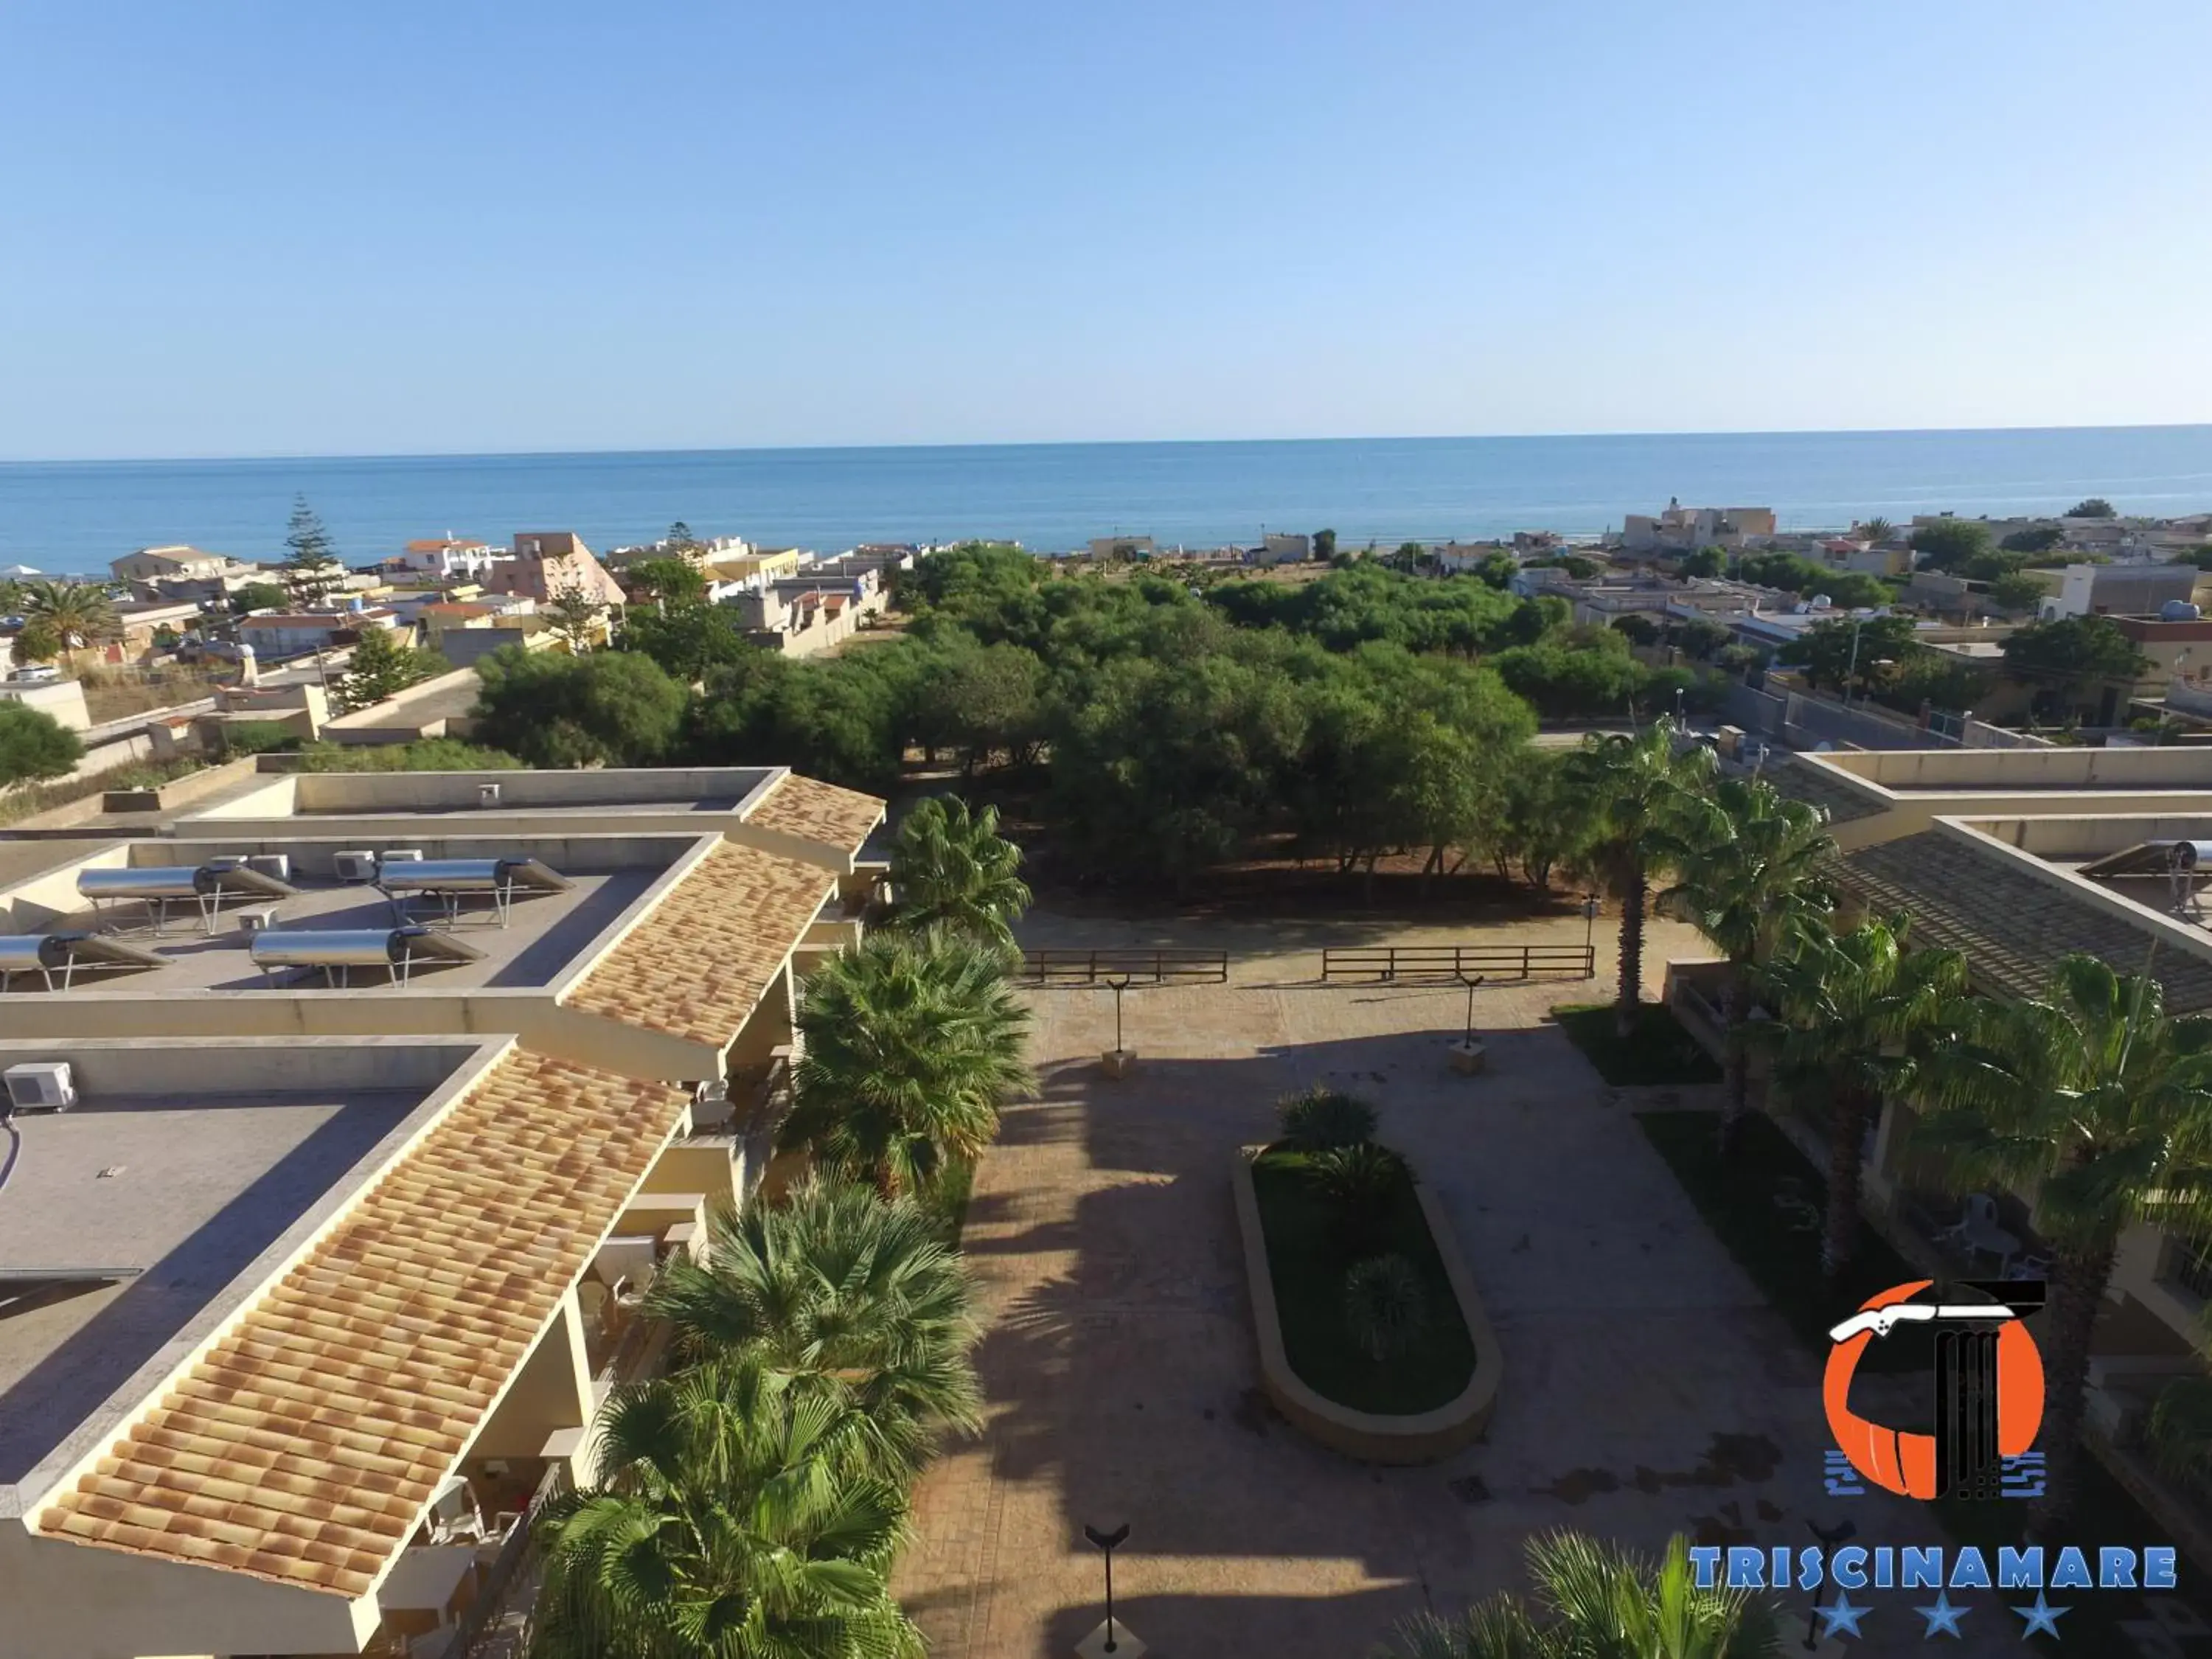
[2038,561,2202,622]
[0,765,885,1657]
[479,533,627,610]
[1619,502,1778,554]
[385,537,508,582]
[0,1033,703,1659]
[1086,535,1157,561]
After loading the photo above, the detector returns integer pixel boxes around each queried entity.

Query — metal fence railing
[439,1463,571,1659]
[1320,943,1595,983]
[1020,947,1231,986]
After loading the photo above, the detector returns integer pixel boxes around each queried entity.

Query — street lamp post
[1582,894,1600,976]
[1083,1524,1133,1654]
[1103,973,1132,1056]
[1457,972,1485,1046]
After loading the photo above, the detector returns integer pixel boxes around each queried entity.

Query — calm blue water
[2,427,2210,576]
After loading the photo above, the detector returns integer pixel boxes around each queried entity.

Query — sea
[2,425,2210,577]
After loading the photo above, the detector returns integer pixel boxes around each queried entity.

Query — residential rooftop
[0,832,841,1082]
[0,1038,498,1516]
[1773,746,2212,851]
[179,765,887,869]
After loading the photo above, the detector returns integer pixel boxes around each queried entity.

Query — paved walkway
[894,907,2000,1658]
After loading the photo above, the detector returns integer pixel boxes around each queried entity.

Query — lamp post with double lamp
[1077,1524,1140,1658]
[1098,973,1136,1079]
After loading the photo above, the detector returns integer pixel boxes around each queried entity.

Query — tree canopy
[281,496,347,607]
[1998,614,2149,689]
[473,645,688,766]
[1775,613,1919,695]
[0,702,84,785]
[1907,518,1994,572]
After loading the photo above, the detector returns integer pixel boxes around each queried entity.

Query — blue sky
[2,1,2208,459]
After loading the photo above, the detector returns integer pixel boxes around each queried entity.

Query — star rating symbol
[1815,1590,1868,1639]
[1914,1590,1969,1639]
[2011,1591,2070,1639]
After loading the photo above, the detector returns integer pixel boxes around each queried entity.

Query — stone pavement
[893,906,2011,1658]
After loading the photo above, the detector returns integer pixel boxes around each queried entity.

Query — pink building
[481,532,627,608]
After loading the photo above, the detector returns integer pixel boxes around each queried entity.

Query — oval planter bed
[1232,1142,1502,1464]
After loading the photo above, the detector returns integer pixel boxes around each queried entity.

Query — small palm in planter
[1343,1253,1430,1363]
[1277,1085,1377,1152]
[1308,1141,1408,1254]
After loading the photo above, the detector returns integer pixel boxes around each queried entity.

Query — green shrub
[1276,1086,1377,1151]
[211,720,299,759]
[0,702,84,786]
[1307,1141,1409,1253]
[293,738,524,773]
[1342,1254,1430,1362]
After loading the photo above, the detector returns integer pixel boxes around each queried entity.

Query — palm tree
[21,579,116,650]
[1746,916,1964,1277]
[530,1357,923,1659]
[1910,953,2212,1534]
[1562,718,1716,1035]
[1380,1531,1778,1658]
[885,794,1032,953]
[1857,515,1893,546]
[779,928,1032,1197]
[1665,778,1835,1146]
[645,1179,981,1478]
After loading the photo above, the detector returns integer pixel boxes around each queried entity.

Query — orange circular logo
[1823,1279,2045,1500]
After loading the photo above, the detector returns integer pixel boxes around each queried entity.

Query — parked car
[6,664,60,684]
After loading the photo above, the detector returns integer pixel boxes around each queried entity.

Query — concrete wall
[0,1523,376,1659]
[0,678,91,731]
[173,768,873,874]
[1829,745,2212,792]
[275,766,778,816]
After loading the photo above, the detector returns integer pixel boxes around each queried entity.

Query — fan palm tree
[1664,778,1836,1147]
[885,794,1032,953]
[21,579,116,650]
[1909,953,2212,1534]
[779,928,1032,1197]
[1380,1531,1778,1658]
[1746,916,1965,1277]
[645,1180,981,1478]
[529,1357,924,1659]
[1562,718,1716,1035]
[1857,515,1893,546]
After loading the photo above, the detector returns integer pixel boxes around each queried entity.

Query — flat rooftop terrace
[0,835,699,997]
[0,1039,490,1513]
[1808,745,2212,796]
[193,765,782,821]
[178,766,887,869]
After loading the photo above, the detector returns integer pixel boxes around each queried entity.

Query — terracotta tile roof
[744,772,886,858]
[565,842,832,1046]
[1837,830,2212,1010]
[38,1053,687,1599]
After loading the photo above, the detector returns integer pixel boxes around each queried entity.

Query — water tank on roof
[1809,594,1832,610]
[2162,599,2202,621]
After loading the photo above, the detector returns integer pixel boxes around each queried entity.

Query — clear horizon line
[4,418,2210,470]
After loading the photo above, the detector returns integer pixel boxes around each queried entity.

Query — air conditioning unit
[4,1062,75,1114]
[478,782,502,808]
[237,907,278,935]
[378,849,424,869]
[245,854,291,882]
[332,852,379,883]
